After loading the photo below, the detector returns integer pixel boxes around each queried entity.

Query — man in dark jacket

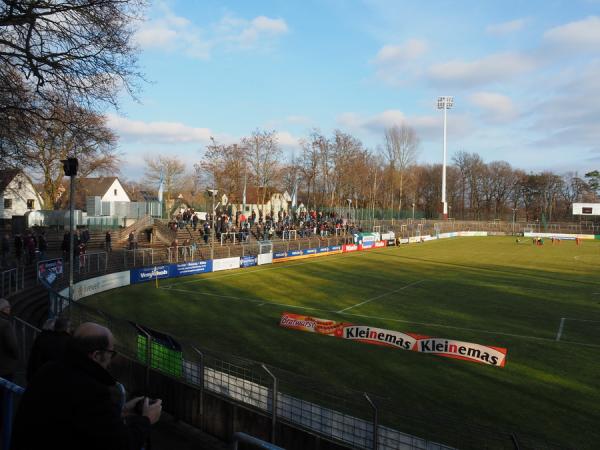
[26,317,72,383]
[12,322,162,450]
[0,298,18,431]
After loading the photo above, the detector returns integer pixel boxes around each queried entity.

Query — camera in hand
[134,397,157,415]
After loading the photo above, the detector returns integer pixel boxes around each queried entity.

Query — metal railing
[0,267,24,297]
[232,432,285,450]
[0,377,25,450]
[123,248,160,267]
[167,245,198,263]
[77,251,108,273]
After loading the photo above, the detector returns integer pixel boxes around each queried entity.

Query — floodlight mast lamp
[437,96,453,220]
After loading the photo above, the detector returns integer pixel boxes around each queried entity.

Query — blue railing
[0,376,25,450]
[232,432,285,450]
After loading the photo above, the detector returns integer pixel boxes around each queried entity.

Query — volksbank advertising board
[240,255,258,268]
[130,261,212,284]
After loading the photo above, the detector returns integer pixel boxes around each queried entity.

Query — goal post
[258,241,273,255]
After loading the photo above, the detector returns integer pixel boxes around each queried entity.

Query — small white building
[230,187,290,220]
[0,169,44,219]
[572,203,600,216]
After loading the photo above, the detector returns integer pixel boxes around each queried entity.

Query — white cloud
[107,115,213,144]
[486,19,527,35]
[427,52,537,87]
[373,39,428,64]
[337,110,472,141]
[544,16,600,49]
[468,92,517,123]
[276,131,301,147]
[134,5,289,59]
[371,39,427,85]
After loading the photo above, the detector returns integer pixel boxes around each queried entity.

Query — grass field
[83,237,600,449]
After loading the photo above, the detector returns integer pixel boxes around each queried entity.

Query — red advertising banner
[343,244,358,252]
[279,312,508,367]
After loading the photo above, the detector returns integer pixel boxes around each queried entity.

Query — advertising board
[240,255,258,268]
[280,312,508,367]
[73,271,130,301]
[174,260,212,276]
[130,265,171,284]
[257,253,273,265]
[37,258,63,285]
[213,257,241,272]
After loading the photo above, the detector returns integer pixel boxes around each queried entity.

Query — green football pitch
[83,237,600,448]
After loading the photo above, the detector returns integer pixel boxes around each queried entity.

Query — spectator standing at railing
[81,228,90,247]
[128,231,135,250]
[13,234,23,265]
[38,231,47,261]
[105,231,112,252]
[25,232,36,265]
[0,298,18,431]
[61,231,70,258]
[1,234,9,267]
[26,317,72,383]
[12,322,162,450]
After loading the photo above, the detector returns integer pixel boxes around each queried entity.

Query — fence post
[511,433,521,450]
[192,346,205,429]
[262,364,278,444]
[364,393,378,450]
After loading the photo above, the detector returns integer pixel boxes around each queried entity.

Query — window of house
[582,207,593,214]
[17,181,22,189]
[114,189,117,196]
[27,199,35,209]
[4,199,12,209]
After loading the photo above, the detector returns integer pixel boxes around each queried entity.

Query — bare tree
[242,129,281,214]
[0,0,146,159]
[19,103,120,209]
[143,156,187,203]
[383,125,419,217]
[195,138,247,196]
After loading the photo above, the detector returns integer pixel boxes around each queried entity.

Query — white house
[0,169,44,219]
[229,187,290,220]
[59,177,131,215]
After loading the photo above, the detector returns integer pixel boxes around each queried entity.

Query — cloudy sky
[111,0,600,180]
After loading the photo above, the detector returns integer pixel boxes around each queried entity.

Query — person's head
[54,317,72,334]
[0,298,11,315]
[72,322,116,370]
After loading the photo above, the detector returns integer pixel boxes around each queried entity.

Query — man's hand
[142,397,162,424]
[122,396,145,417]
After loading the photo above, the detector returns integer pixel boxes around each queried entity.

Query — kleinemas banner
[279,312,507,367]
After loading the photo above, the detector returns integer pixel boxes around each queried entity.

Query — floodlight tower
[437,96,453,220]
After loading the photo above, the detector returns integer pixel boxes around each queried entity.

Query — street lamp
[61,157,78,303]
[206,189,218,259]
[437,96,454,220]
[412,202,415,221]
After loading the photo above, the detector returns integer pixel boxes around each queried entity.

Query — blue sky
[109,0,600,180]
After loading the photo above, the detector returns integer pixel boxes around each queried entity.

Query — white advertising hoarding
[213,257,241,272]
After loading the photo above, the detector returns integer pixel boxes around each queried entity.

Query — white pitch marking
[337,279,425,313]
[556,317,565,342]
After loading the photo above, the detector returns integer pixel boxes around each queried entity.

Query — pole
[442,104,448,220]
[69,174,75,302]
[210,194,215,260]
